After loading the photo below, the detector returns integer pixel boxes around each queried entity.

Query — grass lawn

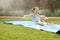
[0,18,60,40]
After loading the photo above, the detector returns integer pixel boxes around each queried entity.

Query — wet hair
[31,7,39,12]
[33,8,36,11]
[31,7,36,12]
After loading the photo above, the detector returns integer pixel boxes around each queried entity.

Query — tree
[50,0,57,13]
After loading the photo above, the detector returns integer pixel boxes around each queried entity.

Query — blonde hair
[31,7,39,12]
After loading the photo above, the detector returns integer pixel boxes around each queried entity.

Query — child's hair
[31,7,36,12]
[31,7,39,12]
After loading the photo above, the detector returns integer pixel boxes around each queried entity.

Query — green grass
[0,18,60,40]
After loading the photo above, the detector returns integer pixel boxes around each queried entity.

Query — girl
[32,7,49,26]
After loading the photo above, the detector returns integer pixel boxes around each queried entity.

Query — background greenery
[0,0,60,17]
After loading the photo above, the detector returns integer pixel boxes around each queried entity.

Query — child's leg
[36,22,54,26]
[36,22,50,26]
[36,22,45,26]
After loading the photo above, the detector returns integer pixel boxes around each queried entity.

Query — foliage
[42,10,60,17]
[50,0,57,13]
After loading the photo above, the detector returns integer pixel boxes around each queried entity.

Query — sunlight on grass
[0,18,60,40]
[0,24,60,40]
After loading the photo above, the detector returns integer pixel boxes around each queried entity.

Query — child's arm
[40,15,48,22]
[22,14,33,18]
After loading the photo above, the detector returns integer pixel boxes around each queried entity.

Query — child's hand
[40,15,45,20]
